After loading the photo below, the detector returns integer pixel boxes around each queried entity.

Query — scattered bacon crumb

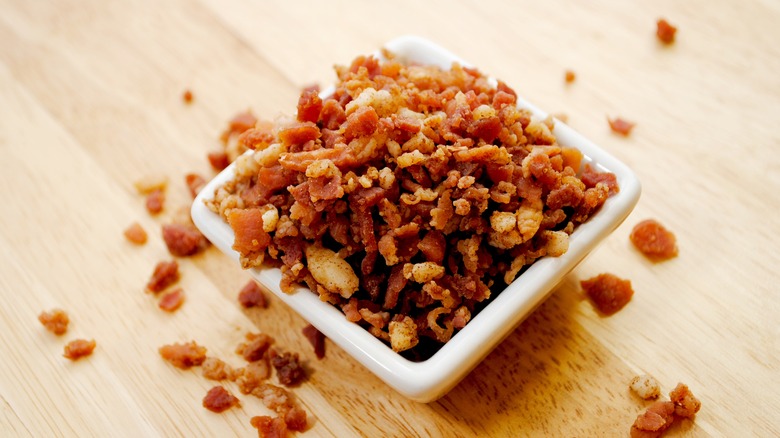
[238,280,268,309]
[656,19,677,45]
[284,406,308,431]
[38,309,69,335]
[63,339,96,360]
[158,287,185,312]
[207,151,230,171]
[162,223,209,257]
[159,341,207,369]
[182,89,194,104]
[145,189,165,215]
[236,333,274,362]
[123,222,148,245]
[270,350,306,386]
[581,273,634,315]
[146,260,179,293]
[630,219,678,261]
[631,400,675,438]
[608,117,636,136]
[202,386,240,413]
[669,383,701,418]
[202,357,234,381]
[302,324,325,359]
[185,173,207,198]
[564,70,576,83]
[250,415,287,438]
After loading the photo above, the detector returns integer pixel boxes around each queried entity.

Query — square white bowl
[191,35,641,403]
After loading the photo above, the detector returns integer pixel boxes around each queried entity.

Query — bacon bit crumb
[63,339,96,360]
[656,19,677,45]
[158,288,185,312]
[581,273,633,315]
[159,341,207,369]
[608,117,636,136]
[207,151,230,171]
[185,173,207,198]
[182,89,194,104]
[146,260,180,293]
[238,280,268,309]
[270,350,306,386]
[38,309,69,335]
[145,189,165,215]
[630,219,678,261]
[284,406,308,431]
[202,357,233,381]
[202,386,240,413]
[123,222,148,245]
[302,324,325,359]
[251,415,287,438]
[564,70,576,83]
[236,333,274,362]
[162,223,209,257]
[669,383,701,418]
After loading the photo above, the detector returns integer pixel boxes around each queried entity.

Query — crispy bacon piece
[656,19,677,45]
[297,89,323,123]
[202,386,240,413]
[63,339,96,360]
[238,280,268,309]
[221,111,258,144]
[158,287,185,312]
[630,219,678,261]
[38,309,69,335]
[236,333,274,362]
[185,173,207,198]
[250,416,287,438]
[207,151,230,170]
[669,383,701,418]
[302,324,325,359]
[270,350,306,386]
[145,189,164,215]
[158,341,207,369]
[145,260,179,293]
[228,208,271,256]
[608,117,636,136]
[564,70,576,83]
[123,222,148,245]
[581,273,633,315]
[162,223,209,257]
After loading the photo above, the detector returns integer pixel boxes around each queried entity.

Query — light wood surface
[2,0,779,436]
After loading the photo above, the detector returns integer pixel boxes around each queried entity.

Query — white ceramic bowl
[191,35,641,403]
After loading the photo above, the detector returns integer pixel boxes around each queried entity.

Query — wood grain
[1,0,779,436]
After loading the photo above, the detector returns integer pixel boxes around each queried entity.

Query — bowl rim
[191,35,641,403]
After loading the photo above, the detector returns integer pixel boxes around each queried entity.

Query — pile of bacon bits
[159,333,309,436]
[38,308,97,361]
[206,53,620,358]
[629,375,701,437]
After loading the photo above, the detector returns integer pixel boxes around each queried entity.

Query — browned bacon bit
[251,415,287,438]
[236,333,274,362]
[123,222,148,245]
[669,383,701,418]
[630,400,675,438]
[302,324,325,359]
[227,209,271,267]
[630,219,678,261]
[38,308,69,335]
[145,188,165,215]
[207,151,230,171]
[182,89,194,104]
[146,260,179,293]
[159,341,207,369]
[608,117,636,136]
[158,287,185,312]
[185,173,207,198]
[162,223,209,257]
[235,360,272,394]
[270,350,306,386]
[564,70,576,83]
[656,19,677,45]
[202,357,233,381]
[238,280,268,309]
[221,111,258,145]
[581,273,634,315]
[202,386,240,413]
[63,339,96,360]
[284,406,308,431]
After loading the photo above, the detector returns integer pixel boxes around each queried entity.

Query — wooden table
[2,0,778,436]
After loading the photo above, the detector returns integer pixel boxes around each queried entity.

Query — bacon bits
[656,19,677,45]
[630,383,701,437]
[185,173,207,198]
[564,70,576,83]
[270,350,306,386]
[236,332,274,362]
[123,222,148,245]
[630,219,678,261]
[162,223,209,257]
[669,383,701,418]
[145,260,180,293]
[207,151,230,171]
[302,324,325,359]
[251,415,287,438]
[202,386,240,413]
[608,117,636,136]
[159,341,207,369]
[145,189,165,215]
[38,309,69,335]
[238,280,268,309]
[581,273,634,315]
[182,89,194,104]
[158,288,185,312]
[63,339,96,361]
